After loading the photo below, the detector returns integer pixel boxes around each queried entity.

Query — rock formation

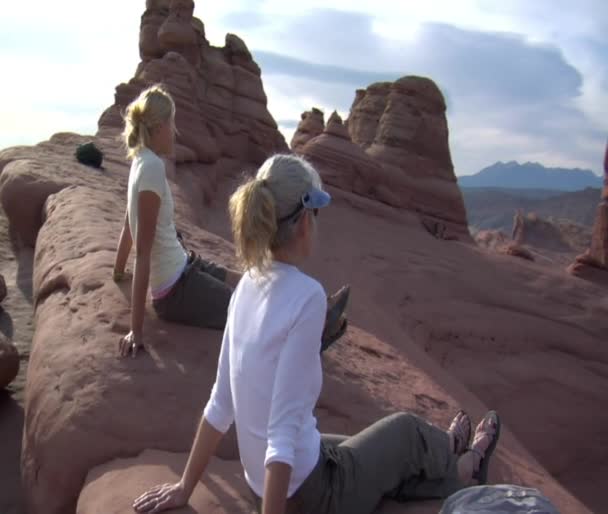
[290,108,325,153]
[98,0,287,165]
[568,141,608,285]
[479,210,592,264]
[0,337,19,389]
[292,77,470,241]
[512,210,525,243]
[0,273,5,303]
[513,212,575,253]
[475,213,535,261]
[568,203,608,285]
[299,111,382,196]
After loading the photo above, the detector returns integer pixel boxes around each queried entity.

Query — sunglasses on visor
[278,192,319,223]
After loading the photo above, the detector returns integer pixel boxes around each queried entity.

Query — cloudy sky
[1,0,607,175]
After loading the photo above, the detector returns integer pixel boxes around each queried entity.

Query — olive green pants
[152,254,232,330]
[252,412,464,514]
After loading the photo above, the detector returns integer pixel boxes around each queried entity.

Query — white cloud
[0,0,606,177]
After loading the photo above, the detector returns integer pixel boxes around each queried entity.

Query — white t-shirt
[127,147,187,294]
[203,262,326,498]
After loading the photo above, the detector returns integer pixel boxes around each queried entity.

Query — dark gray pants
[152,254,232,330]
[252,412,464,514]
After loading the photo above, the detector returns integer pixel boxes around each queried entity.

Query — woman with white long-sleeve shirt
[133,154,502,514]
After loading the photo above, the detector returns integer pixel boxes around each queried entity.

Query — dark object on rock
[0,274,6,303]
[75,142,103,169]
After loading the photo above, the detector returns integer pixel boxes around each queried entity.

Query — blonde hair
[229,154,322,272]
[123,84,175,159]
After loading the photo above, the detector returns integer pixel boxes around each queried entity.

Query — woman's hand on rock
[118,330,144,358]
[133,482,189,513]
[112,268,132,283]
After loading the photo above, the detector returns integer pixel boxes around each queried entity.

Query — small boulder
[75,142,104,169]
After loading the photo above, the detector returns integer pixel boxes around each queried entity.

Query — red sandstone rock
[22,184,239,514]
[348,77,468,230]
[0,160,66,247]
[325,110,350,139]
[477,211,589,266]
[293,77,470,241]
[290,108,325,153]
[475,226,536,262]
[158,0,200,68]
[139,1,170,61]
[299,111,382,195]
[0,337,19,390]
[568,201,608,285]
[588,202,608,267]
[502,242,535,261]
[77,451,254,514]
[0,133,126,247]
[513,212,574,253]
[9,134,601,514]
[99,0,287,166]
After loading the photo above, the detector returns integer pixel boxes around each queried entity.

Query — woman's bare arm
[118,191,159,357]
[132,417,225,513]
[180,418,225,495]
[113,209,132,279]
[131,192,159,334]
[262,463,292,514]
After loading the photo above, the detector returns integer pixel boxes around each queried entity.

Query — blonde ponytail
[229,154,322,272]
[229,179,278,272]
[123,84,175,159]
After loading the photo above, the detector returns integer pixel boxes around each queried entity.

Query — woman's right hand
[118,330,144,358]
[133,482,189,513]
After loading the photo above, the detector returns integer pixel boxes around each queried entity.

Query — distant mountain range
[459,161,603,191]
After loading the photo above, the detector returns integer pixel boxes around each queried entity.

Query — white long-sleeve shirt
[203,261,326,497]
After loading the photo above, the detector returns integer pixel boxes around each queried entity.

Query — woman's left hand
[133,482,189,513]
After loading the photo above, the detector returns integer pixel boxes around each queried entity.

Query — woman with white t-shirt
[132,154,502,514]
[112,85,349,358]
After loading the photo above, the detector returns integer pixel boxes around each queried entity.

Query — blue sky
[1,0,607,175]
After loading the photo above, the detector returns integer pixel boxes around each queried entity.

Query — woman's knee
[384,412,423,434]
